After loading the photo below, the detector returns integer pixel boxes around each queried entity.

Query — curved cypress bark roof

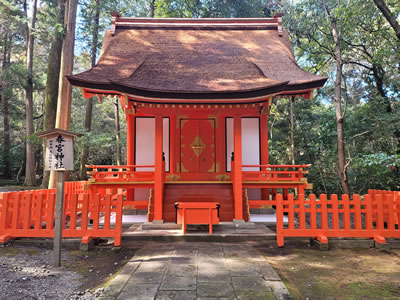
[67,17,327,103]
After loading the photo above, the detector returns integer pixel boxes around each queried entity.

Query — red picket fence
[64,181,88,195]
[0,186,123,246]
[276,190,400,247]
[369,189,400,225]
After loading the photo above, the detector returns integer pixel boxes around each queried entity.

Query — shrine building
[67,13,327,224]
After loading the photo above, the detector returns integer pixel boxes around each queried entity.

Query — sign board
[45,134,74,171]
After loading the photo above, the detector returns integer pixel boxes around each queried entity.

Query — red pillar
[260,114,270,201]
[233,115,243,221]
[169,115,176,175]
[260,114,269,165]
[126,114,135,201]
[154,115,164,222]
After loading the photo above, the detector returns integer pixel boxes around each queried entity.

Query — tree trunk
[24,0,38,186]
[55,0,78,130]
[114,99,122,165]
[2,33,11,178]
[327,8,350,195]
[289,96,295,165]
[372,64,392,112]
[149,0,156,17]
[373,0,400,40]
[49,0,78,187]
[79,0,100,180]
[42,0,65,188]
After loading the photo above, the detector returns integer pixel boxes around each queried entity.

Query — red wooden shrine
[67,14,327,224]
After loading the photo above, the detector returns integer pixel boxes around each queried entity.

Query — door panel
[180,119,216,173]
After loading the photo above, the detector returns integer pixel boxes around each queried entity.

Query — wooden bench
[174,202,220,234]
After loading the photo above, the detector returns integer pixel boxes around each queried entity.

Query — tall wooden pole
[55,0,78,130]
[53,171,65,267]
[49,0,78,188]
[24,0,38,186]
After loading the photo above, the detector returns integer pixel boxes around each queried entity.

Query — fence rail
[0,182,123,246]
[241,164,309,182]
[276,190,400,247]
[86,165,155,182]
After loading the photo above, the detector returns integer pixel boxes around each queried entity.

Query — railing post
[276,194,284,247]
[114,194,123,246]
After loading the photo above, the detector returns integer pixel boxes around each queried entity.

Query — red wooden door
[180,119,216,173]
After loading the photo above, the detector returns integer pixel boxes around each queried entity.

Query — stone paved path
[98,242,291,300]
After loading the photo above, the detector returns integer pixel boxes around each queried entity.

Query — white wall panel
[242,118,260,171]
[226,117,260,172]
[135,117,169,172]
[226,118,234,171]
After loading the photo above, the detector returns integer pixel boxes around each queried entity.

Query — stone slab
[197,282,236,298]
[155,291,197,300]
[101,261,141,298]
[267,280,293,300]
[142,222,181,230]
[166,263,197,276]
[235,289,276,300]
[198,269,231,282]
[116,283,160,300]
[135,261,169,272]
[79,239,95,251]
[7,238,82,250]
[257,261,281,281]
[128,271,164,283]
[375,239,400,249]
[231,276,272,291]
[226,259,262,276]
[159,275,197,291]
[328,238,374,249]
[309,238,329,251]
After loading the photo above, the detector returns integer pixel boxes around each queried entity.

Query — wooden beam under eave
[81,88,92,99]
[304,89,314,100]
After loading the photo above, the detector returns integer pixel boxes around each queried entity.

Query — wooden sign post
[36,129,80,267]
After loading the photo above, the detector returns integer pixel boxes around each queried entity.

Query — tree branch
[373,0,400,40]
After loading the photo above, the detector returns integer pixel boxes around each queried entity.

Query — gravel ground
[0,245,103,300]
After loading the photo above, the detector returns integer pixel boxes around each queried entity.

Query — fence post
[114,194,123,246]
[0,193,11,244]
[386,193,395,230]
[276,194,284,247]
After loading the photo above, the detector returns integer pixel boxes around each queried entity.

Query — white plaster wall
[226,118,234,171]
[242,118,260,171]
[135,117,169,172]
[226,118,260,171]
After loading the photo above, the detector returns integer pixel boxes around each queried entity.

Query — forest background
[0,0,399,195]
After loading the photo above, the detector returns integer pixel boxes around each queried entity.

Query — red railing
[276,190,400,247]
[241,164,309,182]
[369,189,400,225]
[86,165,155,182]
[0,188,123,246]
[64,181,88,195]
